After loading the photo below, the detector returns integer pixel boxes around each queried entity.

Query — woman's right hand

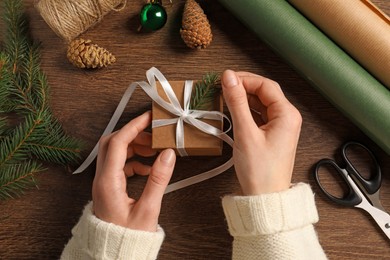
[221,70,302,195]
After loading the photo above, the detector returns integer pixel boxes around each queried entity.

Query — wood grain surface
[1,0,389,259]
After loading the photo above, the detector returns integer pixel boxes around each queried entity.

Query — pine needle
[189,72,221,110]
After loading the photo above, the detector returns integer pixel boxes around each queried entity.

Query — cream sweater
[61,183,326,259]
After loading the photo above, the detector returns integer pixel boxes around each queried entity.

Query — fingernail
[160,149,175,166]
[223,70,238,88]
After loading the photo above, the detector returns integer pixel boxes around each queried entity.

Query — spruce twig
[189,72,220,110]
[0,52,12,112]
[0,0,83,200]
[4,0,29,75]
[0,161,44,200]
[0,117,8,140]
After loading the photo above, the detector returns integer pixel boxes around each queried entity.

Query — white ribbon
[73,67,234,194]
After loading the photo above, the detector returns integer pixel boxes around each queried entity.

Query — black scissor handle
[342,141,382,194]
[314,159,362,207]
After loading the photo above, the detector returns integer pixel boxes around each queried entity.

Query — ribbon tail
[73,83,137,174]
[73,143,99,174]
[165,159,234,194]
[164,134,234,194]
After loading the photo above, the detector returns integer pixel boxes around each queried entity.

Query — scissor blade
[366,190,387,212]
[357,200,390,240]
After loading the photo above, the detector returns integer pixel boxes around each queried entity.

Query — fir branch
[189,72,221,110]
[31,66,49,112]
[0,0,83,200]
[0,112,43,166]
[0,110,82,167]
[27,116,82,165]
[3,0,29,75]
[0,161,44,200]
[0,117,8,139]
[0,52,12,112]
[7,44,46,115]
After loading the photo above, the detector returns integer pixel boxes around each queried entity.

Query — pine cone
[67,39,116,69]
[180,0,212,49]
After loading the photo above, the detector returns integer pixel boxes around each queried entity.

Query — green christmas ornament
[139,1,167,31]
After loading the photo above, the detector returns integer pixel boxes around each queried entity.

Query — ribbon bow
[73,67,234,194]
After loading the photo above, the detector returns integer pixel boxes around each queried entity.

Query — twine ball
[35,0,127,42]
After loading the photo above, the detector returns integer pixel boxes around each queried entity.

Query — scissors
[314,141,390,239]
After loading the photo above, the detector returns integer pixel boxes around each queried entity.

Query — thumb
[139,149,176,206]
[221,70,253,128]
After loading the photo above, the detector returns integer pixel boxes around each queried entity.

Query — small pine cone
[67,39,116,69]
[180,0,212,49]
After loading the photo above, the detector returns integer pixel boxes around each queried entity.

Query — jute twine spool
[35,0,127,42]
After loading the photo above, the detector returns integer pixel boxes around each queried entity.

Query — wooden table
[1,0,389,259]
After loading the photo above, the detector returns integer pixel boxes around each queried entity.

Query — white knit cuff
[69,202,164,260]
[222,183,319,236]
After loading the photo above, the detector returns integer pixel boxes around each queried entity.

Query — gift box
[152,81,223,156]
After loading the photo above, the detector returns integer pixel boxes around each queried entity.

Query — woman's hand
[92,111,176,232]
[222,70,302,195]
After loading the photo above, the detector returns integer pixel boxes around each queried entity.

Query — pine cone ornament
[67,39,116,69]
[180,0,212,49]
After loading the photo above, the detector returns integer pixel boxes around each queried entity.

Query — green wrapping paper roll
[218,0,390,155]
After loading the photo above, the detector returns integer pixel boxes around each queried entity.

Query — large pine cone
[180,0,212,49]
[67,39,116,69]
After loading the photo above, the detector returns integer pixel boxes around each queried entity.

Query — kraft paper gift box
[152,81,223,156]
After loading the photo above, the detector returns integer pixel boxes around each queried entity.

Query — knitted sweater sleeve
[222,183,327,260]
[60,202,164,260]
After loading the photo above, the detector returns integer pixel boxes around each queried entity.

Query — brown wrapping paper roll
[287,0,390,89]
